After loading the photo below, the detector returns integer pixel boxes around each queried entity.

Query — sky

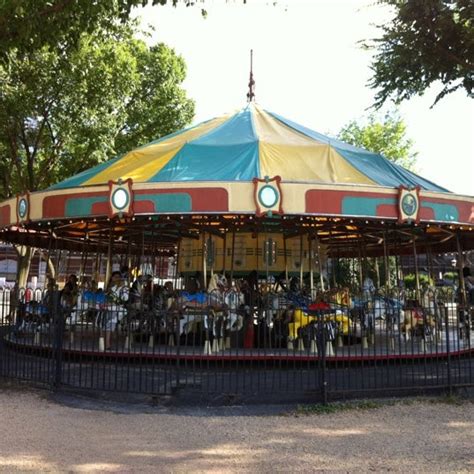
[134,0,474,196]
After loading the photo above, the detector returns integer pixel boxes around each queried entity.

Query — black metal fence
[0,285,473,404]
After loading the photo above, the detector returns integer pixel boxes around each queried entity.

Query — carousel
[0,100,473,369]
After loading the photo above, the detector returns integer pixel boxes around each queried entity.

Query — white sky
[135,0,474,196]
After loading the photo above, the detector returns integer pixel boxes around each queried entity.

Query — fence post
[52,289,64,390]
[318,310,328,404]
[444,304,452,395]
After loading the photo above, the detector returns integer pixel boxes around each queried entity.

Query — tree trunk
[15,245,35,289]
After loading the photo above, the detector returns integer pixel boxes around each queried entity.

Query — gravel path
[0,389,472,473]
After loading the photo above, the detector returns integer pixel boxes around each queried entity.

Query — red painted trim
[5,337,474,364]
[133,187,229,212]
[305,189,397,215]
[0,205,11,226]
[421,196,474,224]
[43,191,109,218]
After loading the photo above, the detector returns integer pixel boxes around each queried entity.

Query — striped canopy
[52,103,447,192]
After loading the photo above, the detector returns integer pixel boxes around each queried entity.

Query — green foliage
[443,272,458,281]
[403,273,434,289]
[338,112,417,171]
[368,0,474,108]
[0,1,211,61]
[0,25,194,197]
[332,258,356,289]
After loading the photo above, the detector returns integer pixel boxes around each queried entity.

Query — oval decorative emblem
[258,185,279,208]
[253,176,283,217]
[398,186,420,223]
[18,198,28,219]
[401,193,417,216]
[111,187,129,211]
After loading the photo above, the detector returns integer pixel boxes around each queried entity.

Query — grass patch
[294,394,472,416]
[295,399,383,415]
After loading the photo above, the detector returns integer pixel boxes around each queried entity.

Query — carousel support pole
[230,229,236,283]
[299,234,304,288]
[456,233,467,309]
[427,244,441,342]
[456,233,468,341]
[412,239,421,304]
[222,231,230,350]
[209,235,214,278]
[383,231,390,292]
[283,235,288,284]
[316,235,325,292]
[374,258,380,289]
[222,231,227,277]
[357,242,364,292]
[202,231,207,290]
[105,227,113,286]
[309,234,314,298]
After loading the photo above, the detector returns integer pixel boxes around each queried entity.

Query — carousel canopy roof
[51,104,447,192]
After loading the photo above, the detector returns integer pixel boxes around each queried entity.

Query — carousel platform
[5,327,473,364]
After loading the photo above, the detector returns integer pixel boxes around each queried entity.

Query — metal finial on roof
[247,49,255,103]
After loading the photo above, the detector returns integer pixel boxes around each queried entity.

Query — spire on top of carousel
[247,49,255,103]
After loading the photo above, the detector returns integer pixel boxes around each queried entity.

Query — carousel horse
[67,290,107,327]
[224,289,244,333]
[352,295,403,333]
[401,308,436,340]
[17,300,50,334]
[202,274,227,350]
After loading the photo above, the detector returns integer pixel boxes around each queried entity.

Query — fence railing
[0,285,472,403]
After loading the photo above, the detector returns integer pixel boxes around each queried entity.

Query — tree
[337,112,418,171]
[0,0,215,61]
[338,112,419,291]
[368,0,474,108]
[0,28,194,198]
[0,25,194,286]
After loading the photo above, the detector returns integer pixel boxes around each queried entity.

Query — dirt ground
[0,388,472,473]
